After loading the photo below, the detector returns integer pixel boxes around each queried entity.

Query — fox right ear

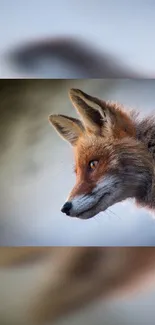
[48,114,84,146]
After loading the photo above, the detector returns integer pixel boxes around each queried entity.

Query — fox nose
[61,201,72,216]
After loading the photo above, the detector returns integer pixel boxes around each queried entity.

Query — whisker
[108,208,121,221]
[94,215,101,225]
[104,210,112,221]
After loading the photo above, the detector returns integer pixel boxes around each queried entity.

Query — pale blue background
[0,0,155,77]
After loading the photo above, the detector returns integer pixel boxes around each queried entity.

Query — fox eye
[88,160,98,170]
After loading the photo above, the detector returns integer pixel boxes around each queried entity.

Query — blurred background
[56,289,155,325]
[1,2,155,324]
[0,248,155,325]
[0,79,155,245]
[0,0,155,78]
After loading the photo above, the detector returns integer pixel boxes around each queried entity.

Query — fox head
[49,89,154,219]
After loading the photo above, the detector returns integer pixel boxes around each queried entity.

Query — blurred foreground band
[0,247,155,325]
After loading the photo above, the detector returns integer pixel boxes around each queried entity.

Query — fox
[1,247,155,325]
[49,88,155,220]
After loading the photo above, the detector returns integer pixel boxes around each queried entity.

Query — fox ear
[69,89,103,134]
[69,88,114,134]
[48,114,84,146]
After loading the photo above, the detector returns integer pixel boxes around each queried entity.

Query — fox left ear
[68,88,113,134]
[49,114,84,146]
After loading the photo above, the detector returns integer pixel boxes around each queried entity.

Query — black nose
[61,202,72,216]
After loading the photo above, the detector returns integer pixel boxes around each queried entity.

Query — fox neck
[132,113,155,210]
[135,114,155,161]
[135,177,155,212]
